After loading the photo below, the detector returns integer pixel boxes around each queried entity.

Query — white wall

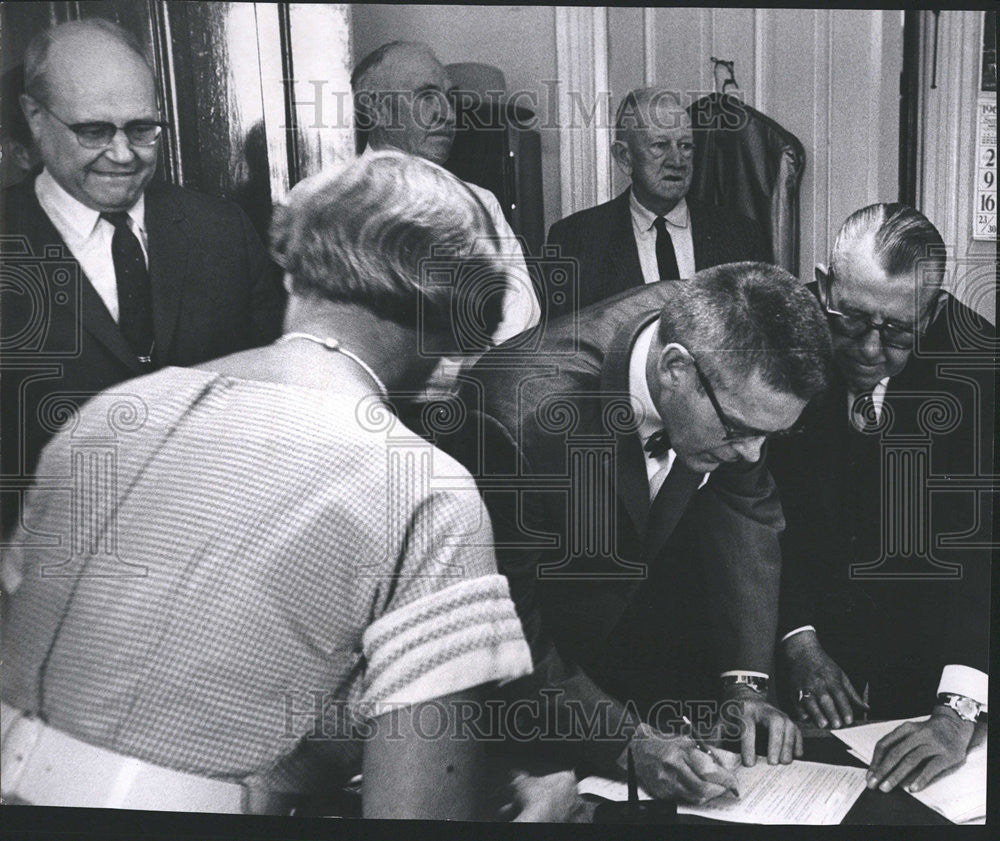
[607,7,903,279]
[351,4,562,235]
[351,6,905,278]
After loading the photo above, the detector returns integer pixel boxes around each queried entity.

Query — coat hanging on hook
[687,86,806,274]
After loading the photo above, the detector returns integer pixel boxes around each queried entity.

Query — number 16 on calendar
[973,97,996,241]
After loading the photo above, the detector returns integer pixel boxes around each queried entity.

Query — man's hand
[625,723,740,805]
[722,685,803,766]
[494,768,582,822]
[783,630,868,728]
[866,708,975,793]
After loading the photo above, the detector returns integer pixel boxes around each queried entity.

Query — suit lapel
[19,182,144,375]
[602,191,643,300]
[642,463,703,561]
[144,186,189,361]
[689,199,713,271]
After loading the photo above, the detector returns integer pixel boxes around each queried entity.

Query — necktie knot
[852,391,879,432]
[101,211,132,231]
[644,428,671,459]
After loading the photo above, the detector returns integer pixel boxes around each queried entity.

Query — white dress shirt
[462,181,541,342]
[628,190,696,284]
[34,168,148,323]
[628,320,709,500]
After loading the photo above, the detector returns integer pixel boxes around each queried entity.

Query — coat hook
[710,56,739,94]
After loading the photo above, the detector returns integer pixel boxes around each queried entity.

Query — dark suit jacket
[1,176,286,534]
[437,281,785,772]
[545,190,770,319]
[770,292,995,717]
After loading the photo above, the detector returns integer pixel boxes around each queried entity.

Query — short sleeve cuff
[937,665,988,709]
[359,574,532,715]
[780,625,817,643]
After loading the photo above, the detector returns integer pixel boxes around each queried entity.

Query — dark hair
[350,40,437,155]
[831,203,946,287]
[657,261,833,401]
[23,19,152,105]
[271,151,505,340]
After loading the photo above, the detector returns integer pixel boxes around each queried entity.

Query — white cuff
[780,625,817,643]
[720,670,770,680]
[937,665,988,710]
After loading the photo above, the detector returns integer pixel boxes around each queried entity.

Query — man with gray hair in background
[350,40,540,367]
[546,86,769,320]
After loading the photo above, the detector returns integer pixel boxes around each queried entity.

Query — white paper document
[578,752,868,825]
[831,718,987,824]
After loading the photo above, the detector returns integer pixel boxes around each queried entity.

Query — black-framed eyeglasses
[689,356,803,442]
[39,101,167,149]
[818,274,938,350]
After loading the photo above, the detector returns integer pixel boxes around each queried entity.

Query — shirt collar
[629,188,690,232]
[35,168,146,237]
[627,319,664,442]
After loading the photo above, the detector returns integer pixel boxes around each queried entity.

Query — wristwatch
[937,693,985,723]
[721,673,769,695]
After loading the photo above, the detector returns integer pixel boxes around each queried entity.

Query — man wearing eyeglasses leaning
[1,19,285,537]
[770,203,995,795]
[437,263,833,803]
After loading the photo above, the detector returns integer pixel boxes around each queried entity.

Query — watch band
[722,673,769,695]
[937,693,984,722]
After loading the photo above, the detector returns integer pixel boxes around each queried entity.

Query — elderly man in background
[1,19,285,537]
[1,151,548,819]
[546,87,769,319]
[771,203,994,795]
[440,263,834,803]
[351,40,540,366]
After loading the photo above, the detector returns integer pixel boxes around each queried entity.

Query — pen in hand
[682,715,740,798]
[862,682,869,722]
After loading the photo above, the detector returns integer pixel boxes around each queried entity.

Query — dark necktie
[652,216,680,281]
[643,428,672,459]
[102,212,155,364]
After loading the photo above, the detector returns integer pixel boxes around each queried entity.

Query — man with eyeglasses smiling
[771,203,995,797]
[1,19,285,537]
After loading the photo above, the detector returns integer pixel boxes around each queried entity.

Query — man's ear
[611,139,632,178]
[19,94,44,142]
[655,342,693,394]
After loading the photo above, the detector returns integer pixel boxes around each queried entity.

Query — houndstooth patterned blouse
[1,366,531,795]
